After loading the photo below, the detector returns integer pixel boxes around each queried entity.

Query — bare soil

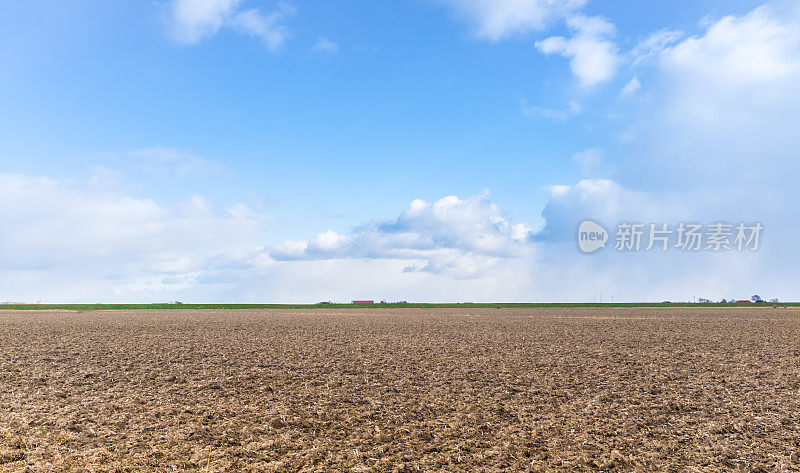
[0,308,798,471]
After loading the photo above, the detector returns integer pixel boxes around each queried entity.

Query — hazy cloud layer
[0,173,273,301]
[526,2,800,302]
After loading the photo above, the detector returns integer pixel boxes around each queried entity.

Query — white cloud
[536,179,653,243]
[0,172,536,300]
[310,37,339,53]
[530,178,793,302]
[439,1,619,86]
[168,0,292,50]
[9,2,800,304]
[269,193,534,278]
[0,173,273,302]
[402,252,503,279]
[231,6,291,50]
[438,0,586,40]
[535,15,620,86]
[309,229,348,250]
[631,1,800,181]
[630,29,684,65]
[662,5,800,86]
[620,76,641,95]
[170,0,238,43]
[525,2,800,302]
[272,230,349,260]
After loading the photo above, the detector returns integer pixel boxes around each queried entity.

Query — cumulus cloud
[535,15,620,86]
[439,1,619,87]
[271,230,350,260]
[536,179,651,243]
[167,0,292,49]
[0,170,540,301]
[269,193,534,278]
[438,0,585,40]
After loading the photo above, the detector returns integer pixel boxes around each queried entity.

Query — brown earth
[0,308,799,472]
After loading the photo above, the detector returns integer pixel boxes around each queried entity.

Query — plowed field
[1,308,798,471]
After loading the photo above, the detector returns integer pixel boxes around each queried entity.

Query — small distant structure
[736,299,752,304]
[352,300,374,305]
[698,298,712,303]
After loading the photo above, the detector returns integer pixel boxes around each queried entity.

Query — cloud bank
[0,173,273,302]
[4,1,800,303]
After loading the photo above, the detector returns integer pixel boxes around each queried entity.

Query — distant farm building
[736,300,752,304]
[352,300,374,305]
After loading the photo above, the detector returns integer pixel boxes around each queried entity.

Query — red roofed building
[352,300,374,304]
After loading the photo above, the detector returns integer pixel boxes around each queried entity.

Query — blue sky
[0,0,797,302]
